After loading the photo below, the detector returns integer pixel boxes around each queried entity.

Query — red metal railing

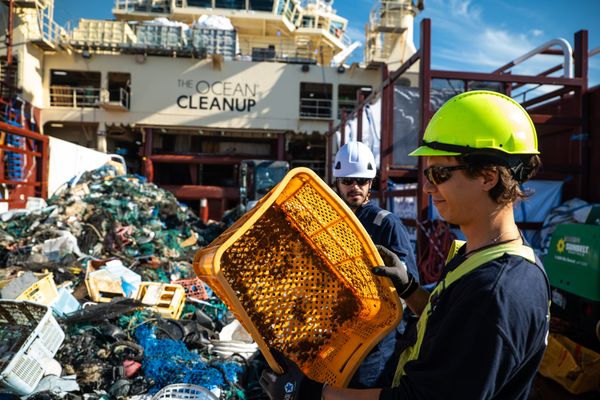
[0,121,49,209]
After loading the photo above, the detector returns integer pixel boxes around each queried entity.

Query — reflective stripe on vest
[392,240,537,386]
[374,210,391,226]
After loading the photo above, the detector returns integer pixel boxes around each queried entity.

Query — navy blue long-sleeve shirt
[355,202,418,282]
[380,250,550,400]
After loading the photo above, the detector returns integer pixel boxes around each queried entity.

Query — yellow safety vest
[392,240,537,386]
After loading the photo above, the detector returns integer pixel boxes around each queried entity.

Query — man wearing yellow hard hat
[260,91,551,400]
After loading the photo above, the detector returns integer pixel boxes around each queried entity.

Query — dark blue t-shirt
[380,249,550,400]
[350,202,418,388]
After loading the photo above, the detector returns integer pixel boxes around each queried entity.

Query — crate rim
[211,167,385,273]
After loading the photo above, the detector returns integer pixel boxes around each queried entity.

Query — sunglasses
[423,165,468,185]
[338,177,372,186]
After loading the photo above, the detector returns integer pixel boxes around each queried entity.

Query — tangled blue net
[135,324,242,393]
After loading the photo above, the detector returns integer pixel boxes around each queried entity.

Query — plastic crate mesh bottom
[11,355,43,388]
[220,204,398,371]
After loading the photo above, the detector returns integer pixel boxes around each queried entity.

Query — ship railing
[327,26,353,47]
[368,0,411,31]
[114,0,170,13]
[299,97,332,119]
[101,87,130,109]
[108,87,129,109]
[366,42,394,63]
[26,1,66,46]
[49,86,101,108]
[238,39,320,63]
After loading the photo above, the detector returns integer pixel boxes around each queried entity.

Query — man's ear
[481,168,499,192]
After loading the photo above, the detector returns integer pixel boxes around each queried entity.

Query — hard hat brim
[408,145,461,157]
[333,171,376,178]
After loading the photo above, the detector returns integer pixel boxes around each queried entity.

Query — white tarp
[335,96,382,166]
[143,17,190,31]
[335,86,463,171]
[192,15,234,31]
[48,137,112,196]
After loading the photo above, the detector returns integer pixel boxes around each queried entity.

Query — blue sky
[53,0,599,87]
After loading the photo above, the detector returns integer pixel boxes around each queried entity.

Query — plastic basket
[135,282,186,320]
[171,278,209,301]
[151,383,218,400]
[135,24,186,49]
[16,273,59,306]
[0,300,65,395]
[193,167,403,387]
[191,28,236,57]
[84,259,126,302]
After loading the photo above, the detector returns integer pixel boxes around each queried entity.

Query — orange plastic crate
[193,167,402,387]
[171,278,209,301]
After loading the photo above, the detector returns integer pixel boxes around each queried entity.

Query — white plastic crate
[191,28,236,57]
[135,24,186,49]
[0,300,65,395]
[151,383,218,400]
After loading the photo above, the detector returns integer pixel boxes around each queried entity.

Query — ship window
[330,20,344,38]
[301,16,315,28]
[276,0,285,14]
[215,0,245,9]
[249,0,274,11]
[282,0,299,23]
[188,0,212,7]
[338,85,371,119]
[49,69,101,108]
[300,82,332,119]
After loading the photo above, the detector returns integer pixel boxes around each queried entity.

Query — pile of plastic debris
[0,165,266,399]
[0,165,242,278]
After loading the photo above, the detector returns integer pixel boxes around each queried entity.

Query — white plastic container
[0,300,65,395]
[151,383,218,400]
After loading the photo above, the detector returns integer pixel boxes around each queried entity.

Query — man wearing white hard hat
[332,141,418,388]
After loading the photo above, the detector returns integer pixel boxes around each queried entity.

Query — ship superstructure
[0,0,422,217]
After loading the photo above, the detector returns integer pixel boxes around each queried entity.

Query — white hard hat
[333,141,376,178]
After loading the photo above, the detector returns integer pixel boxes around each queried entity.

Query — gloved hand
[259,350,324,400]
[373,245,419,299]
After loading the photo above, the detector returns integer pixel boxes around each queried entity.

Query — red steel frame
[0,121,49,208]
[326,18,592,264]
[141,127,287,220]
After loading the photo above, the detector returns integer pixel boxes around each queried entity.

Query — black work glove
[259,350,324,400]
[373,245,419,299]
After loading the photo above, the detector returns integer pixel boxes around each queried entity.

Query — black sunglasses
[338,177,372,186]
[423,165,468,185]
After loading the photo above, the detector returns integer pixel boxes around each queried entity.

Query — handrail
[119,87,130,109]
[49,85,101,108]
[30,0,65,45]
[100,87,130,109]
[299,97,332,118]
[0,120,49,205]
[494,38,573,78]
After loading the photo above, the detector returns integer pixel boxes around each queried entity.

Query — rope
[417,219,457,284]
